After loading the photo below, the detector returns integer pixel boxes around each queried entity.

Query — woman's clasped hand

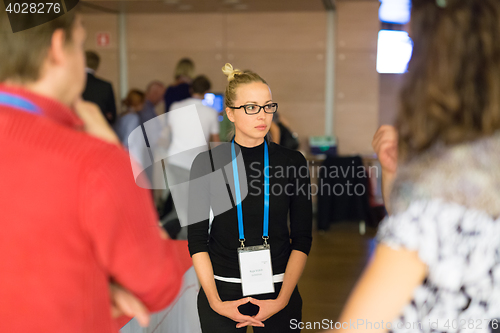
[210,296,288,328]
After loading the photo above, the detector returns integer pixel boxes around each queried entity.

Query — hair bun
[222,63,243,82]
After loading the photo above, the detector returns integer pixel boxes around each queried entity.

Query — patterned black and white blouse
[376,132,500,333]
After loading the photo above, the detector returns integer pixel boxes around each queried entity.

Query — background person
[82,50,118,124]
[114,89,157,187]
[271,111,300,150]
[187,63,312,332]
[164,57,194,113]
[114,89,145,149]
[330,0,500,332]
[139,80,165,125]
[138,81,166,191]
[163,75,220,240]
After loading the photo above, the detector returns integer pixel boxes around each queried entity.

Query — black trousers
[197,280,302,333]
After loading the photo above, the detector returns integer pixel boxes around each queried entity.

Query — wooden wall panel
[336,102,378,154]
[127,14,226,94]
[277,102,325,149]
[335,1,380,155]
[336,51,378,103]
[379,73,405,126]
[81,14,120,107]
[127,50,228,94]
[125,12,327,143]
[127,14,225,52]
[81,8,384,155]
[226,12,327,51]
[336,1,380,51]
[227,51,326,103]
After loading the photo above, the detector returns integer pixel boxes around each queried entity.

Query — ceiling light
[379,0,411,24]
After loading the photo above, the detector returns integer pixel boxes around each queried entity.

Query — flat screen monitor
[376,30,413,74]
[202,93,224,122]
[203,93,223,110]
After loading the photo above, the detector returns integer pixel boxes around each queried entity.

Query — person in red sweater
[0,7,189,333]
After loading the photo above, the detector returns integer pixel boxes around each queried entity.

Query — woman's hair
[221,63,268,109]
[397,0,500,161]
[221,63,269,141]
[174,58,195,80]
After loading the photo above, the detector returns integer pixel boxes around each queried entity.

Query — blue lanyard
[231,139,270,247]
[0,92,41,114]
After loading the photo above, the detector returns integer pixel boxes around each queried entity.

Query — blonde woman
[187,64,312,332]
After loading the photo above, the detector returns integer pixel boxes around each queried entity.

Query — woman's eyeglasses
[228,103,278,115]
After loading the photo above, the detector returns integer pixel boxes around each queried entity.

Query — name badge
[238,245,275,296]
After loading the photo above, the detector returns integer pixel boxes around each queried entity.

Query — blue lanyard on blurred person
[231,139,270,248]
[0,92,41,114]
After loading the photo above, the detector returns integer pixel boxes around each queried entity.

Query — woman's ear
[226,107,235,123]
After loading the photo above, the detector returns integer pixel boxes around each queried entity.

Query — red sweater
[0,85,191,332]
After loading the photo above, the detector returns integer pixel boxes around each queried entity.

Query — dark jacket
[82,72,117,125]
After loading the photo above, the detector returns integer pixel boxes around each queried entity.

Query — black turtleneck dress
[188,138,312,277]
[187,138,312,333]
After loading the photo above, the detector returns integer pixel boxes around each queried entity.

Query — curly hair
[397,0,500,161]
